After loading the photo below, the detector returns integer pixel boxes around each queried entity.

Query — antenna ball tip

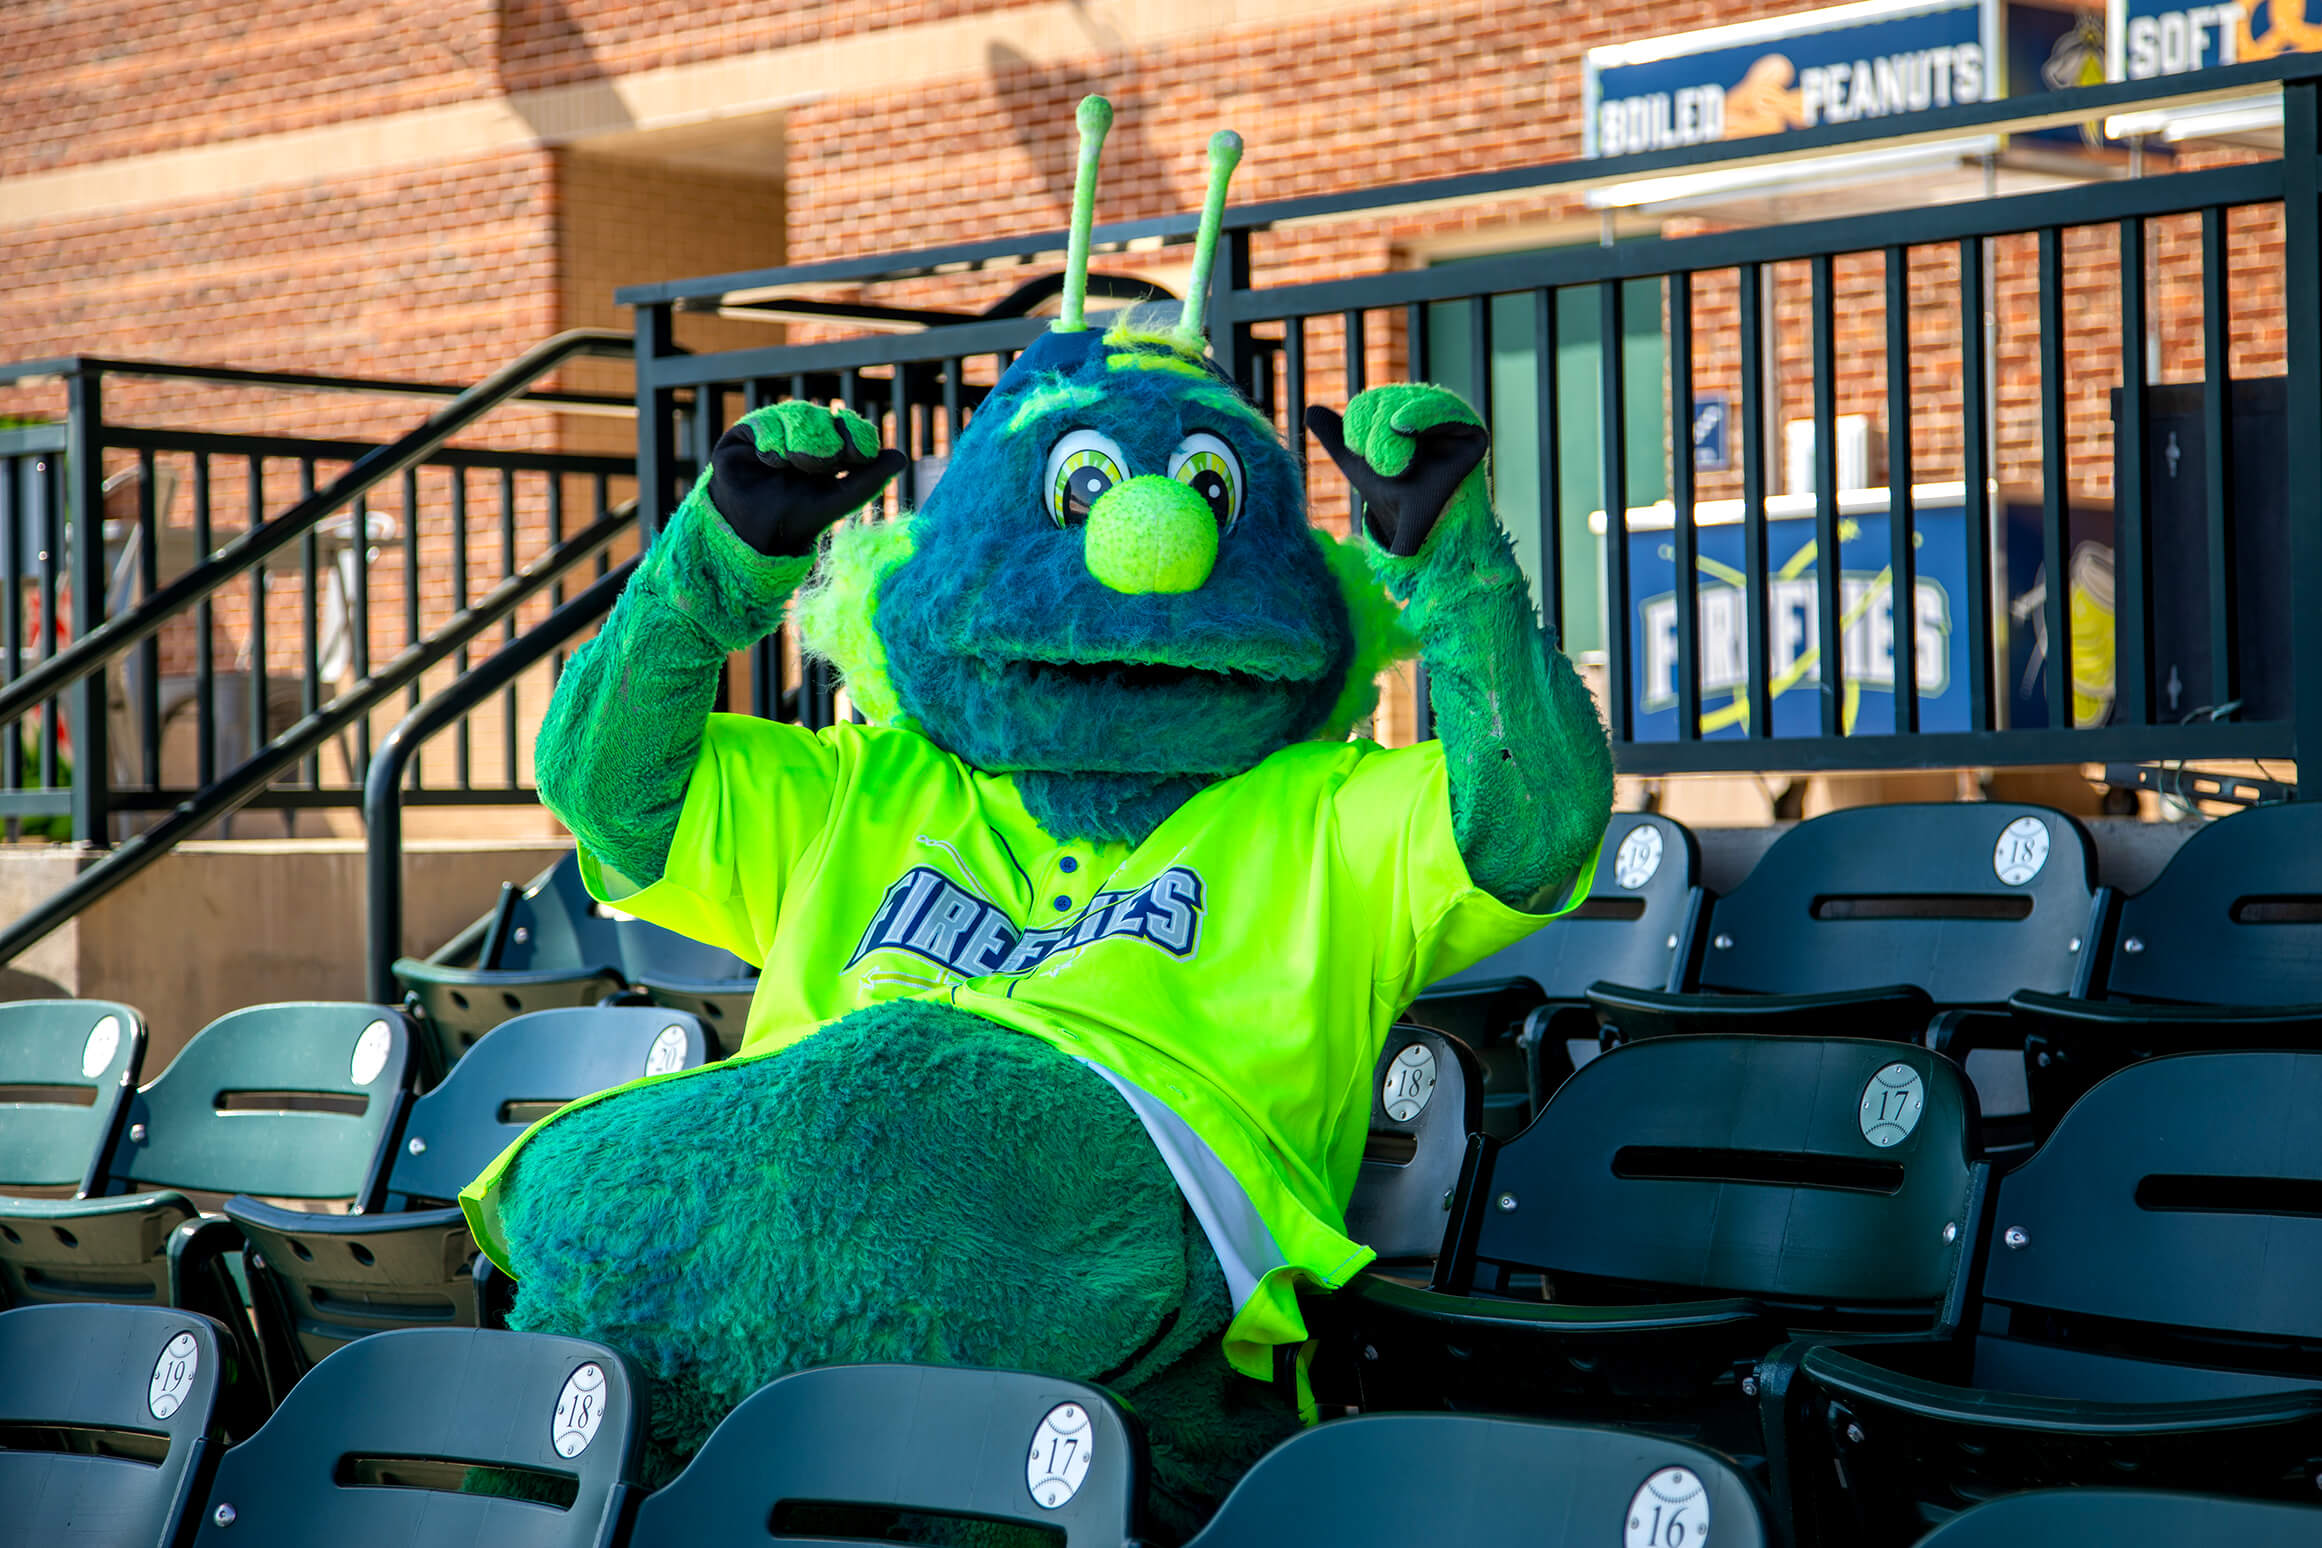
[1208,130,1244,167]
[1077,96,1115,135]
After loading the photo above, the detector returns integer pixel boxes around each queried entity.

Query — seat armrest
[1799,1341,2322,1433]
[1589,981,1936,1043]
[1350,1270,1767,1336]
[2008,989,2322,1035]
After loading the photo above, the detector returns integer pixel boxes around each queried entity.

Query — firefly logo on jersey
[845,865,1207,978]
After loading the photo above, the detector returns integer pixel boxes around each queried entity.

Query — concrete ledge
[0,838,573,1069]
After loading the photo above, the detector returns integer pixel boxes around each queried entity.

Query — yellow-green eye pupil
[1174,449,1237,526]
[1052,447,1122,525]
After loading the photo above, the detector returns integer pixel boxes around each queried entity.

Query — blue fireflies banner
[1584,0,1999,158]
[1616,499,1972,740]
[2108,0,2318,79]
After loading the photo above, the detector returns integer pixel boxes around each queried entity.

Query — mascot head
[799,98,1412,843]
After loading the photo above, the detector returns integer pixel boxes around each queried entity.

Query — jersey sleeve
[576,712,840,965]
[1331,740,1603,1008]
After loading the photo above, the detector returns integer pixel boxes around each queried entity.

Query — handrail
[0,504,637,967]
[613,55,2322,308]
[362,558,635,1002]
[0,327,635,729]
[0,353,633,415]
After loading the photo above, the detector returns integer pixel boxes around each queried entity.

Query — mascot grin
[460,97,1613,1537]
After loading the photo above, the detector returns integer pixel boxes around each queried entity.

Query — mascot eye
[1168,433,1242,530]
[1044,429,1130,527]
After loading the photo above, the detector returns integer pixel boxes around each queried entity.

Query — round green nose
[1082,475,1218,594]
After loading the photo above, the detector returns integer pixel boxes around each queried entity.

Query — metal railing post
[63,369,109,847]
[2282,77,2322,794]
[636,304,680,543]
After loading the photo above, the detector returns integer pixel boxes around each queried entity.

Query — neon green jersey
[463,716,1597,1379]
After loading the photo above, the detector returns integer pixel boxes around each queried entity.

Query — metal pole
[365,559,636,1000]
[63,370,108,847]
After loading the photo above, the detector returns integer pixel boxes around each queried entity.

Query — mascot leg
[491,999,1293,1527]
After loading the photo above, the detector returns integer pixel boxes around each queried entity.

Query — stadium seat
[184,1327,644,1548]
[1328,1035,1983,1468]
[229,1006,710,1375]
[1343,1024,1481,1269]
[1410,812,1700,1131]
[0,1000,146,1199]
[0,1302,239,1547]
[1587,802,2101,1150]
[0,1004,411,1401]
[623,1364,1138,1548]
[1778,1049,2322,1547]
[2008,801,2322,1125]
[394,853,756,1073]
[1185,1413,1768,1547]
[1917,1488,2322,1547]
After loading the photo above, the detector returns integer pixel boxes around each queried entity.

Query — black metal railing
[363,557,637,1002]
[0,332,649,963]
[0,331,642,847]
[620,58,2322,786]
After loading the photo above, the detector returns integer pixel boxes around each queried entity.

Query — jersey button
[1053,896,1073,912]
[1058,856,1079,873]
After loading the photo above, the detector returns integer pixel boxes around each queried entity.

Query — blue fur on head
[877,323,1355,845]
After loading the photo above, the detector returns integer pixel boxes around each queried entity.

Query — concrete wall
[0,838,572,1070]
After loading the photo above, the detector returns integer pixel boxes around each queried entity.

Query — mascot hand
[708,401,908,558]
[1305,385,1489,559]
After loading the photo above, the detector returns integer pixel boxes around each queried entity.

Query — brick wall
[0,0,2297,802]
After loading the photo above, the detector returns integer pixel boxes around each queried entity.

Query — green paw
[740,401,883,471]
[1338,384,1485,480]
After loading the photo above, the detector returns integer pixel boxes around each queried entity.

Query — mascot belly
[458,98,1614,1532]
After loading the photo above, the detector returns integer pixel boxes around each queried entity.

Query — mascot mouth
[1012,658,1278,692]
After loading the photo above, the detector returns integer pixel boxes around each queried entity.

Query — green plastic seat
[0,999,145,1198]
[625,1364,1139,1548]
[2008,800,2322,1125]
[185,1327,644,1548]
[1344,1024,1481,1269]
[0,1003,412,1403]
[1780,1050,2322,1546]
[0,1302,238,1546]
[1328,1035,1985,1468]
[1918,1489,2322,1547]
[1412,812,1700,1130]
[230,1006,709,1375]
[1186,1413,1768,1547]
[395,853,758,1074]
[1587,803,2103,1154]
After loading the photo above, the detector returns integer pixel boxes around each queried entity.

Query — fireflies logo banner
[1584,0,1997,158]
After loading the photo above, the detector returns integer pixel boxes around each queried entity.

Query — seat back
[0,1302,226,1548]
[1696,803,2096,1006]
[110,1004,412,1206]
[0,1000,144,1194]
[1468,1036,1982,1310]
[1186,1413,1767,1548]
[1345,1026,1480,1264]
[625,1364,1138,1548]
[493,853,625,973]
[187,1328,643,1548]
[1426,812,1700,1003]
[2100,803,2322,1005]
[388,1006,710,1204]
[1981,1050,2322,1351]
[1917,1489,2322,1547]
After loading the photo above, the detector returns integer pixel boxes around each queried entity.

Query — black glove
[707,402,908,558]
[1305,401,1489,559]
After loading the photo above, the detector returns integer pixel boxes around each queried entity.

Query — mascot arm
[534,402,902,891]
[1309,386,1613,913]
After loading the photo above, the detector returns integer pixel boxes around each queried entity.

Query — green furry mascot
[460,99,1612,1533]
